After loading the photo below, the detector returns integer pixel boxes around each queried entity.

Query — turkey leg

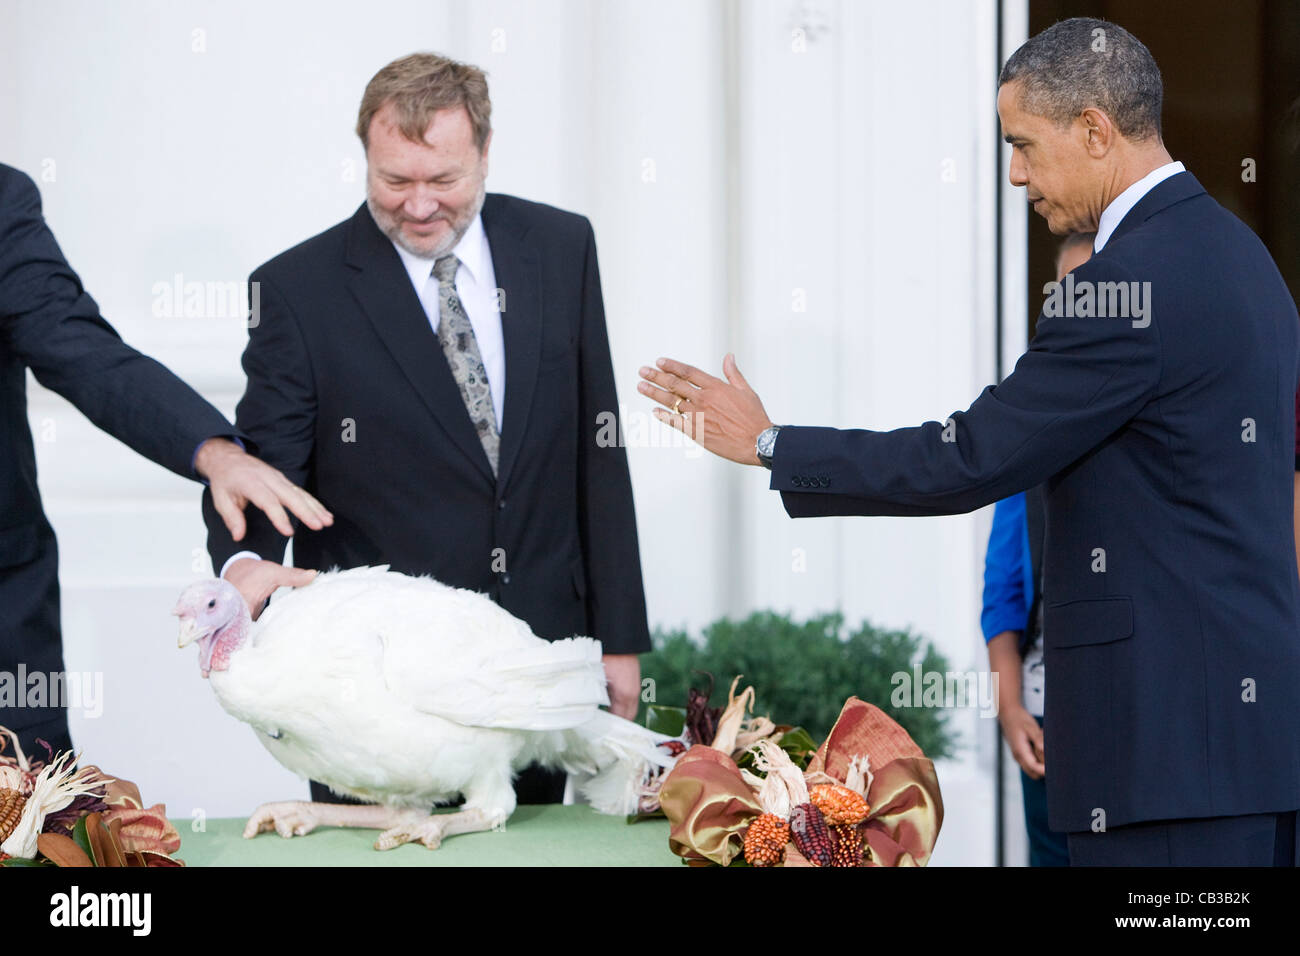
[242,800,506,850]
[373,806,506,851]
[243,801,424,840]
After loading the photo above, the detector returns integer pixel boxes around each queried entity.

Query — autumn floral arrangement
[643,678,944,866]
[0,727,183,867]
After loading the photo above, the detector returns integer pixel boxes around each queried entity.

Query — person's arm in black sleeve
[0,166,239,476]
[203,273,318,579]
[0,165,333,550]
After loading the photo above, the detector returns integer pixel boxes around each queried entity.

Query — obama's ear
[481,130,493,174]
[1080,106,1117,158]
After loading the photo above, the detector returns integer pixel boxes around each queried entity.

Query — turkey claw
[375,819,443,851]
[243,801,320,840]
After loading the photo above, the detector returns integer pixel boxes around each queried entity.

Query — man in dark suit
[0,163,333,761]
[982,232,1095,869]
[204,53,651,807]
[640,18,1300,865]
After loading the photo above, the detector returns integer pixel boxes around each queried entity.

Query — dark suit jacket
[203,195,651,653]
[770,172,1300,832]
[0,163,237,754]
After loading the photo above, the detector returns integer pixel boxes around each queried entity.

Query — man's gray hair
[999,18,1163,141]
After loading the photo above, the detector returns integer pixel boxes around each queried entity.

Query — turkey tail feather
[565,710,679,816]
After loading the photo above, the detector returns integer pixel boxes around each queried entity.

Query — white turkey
[171,566,676,850]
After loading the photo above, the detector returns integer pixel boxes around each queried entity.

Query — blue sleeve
[981,492,1030,642]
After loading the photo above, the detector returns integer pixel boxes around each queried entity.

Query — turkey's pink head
[173,578,249,678]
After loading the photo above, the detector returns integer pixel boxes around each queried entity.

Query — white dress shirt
[1093,160,1186,253]
[221,213,505,579]
[1022,639,1045,718]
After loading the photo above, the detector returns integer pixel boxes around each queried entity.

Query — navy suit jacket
[202,196,651,653]
[771,172,1300,832]
[0,164,237,755]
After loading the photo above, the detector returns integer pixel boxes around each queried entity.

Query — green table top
[171,804,678,867]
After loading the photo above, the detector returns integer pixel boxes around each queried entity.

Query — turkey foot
[375,807,506,851]
[243,801,428,840]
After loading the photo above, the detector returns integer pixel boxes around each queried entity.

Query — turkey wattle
[172,566,676,850]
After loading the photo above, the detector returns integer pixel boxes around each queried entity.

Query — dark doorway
[1023,0,1300,337]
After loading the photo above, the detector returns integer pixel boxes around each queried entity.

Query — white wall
[1,0,1027,864]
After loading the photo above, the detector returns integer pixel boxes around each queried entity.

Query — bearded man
[203,52,651,806]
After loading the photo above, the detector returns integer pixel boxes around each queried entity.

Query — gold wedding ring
[673,397,683,415]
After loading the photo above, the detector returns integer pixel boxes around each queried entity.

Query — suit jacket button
[498,499,507,510]
[501,573,512,584]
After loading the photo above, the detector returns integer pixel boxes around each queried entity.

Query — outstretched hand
[196,437,334,542]
[637,354,774,466]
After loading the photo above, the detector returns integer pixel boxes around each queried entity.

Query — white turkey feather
[177,565,678,827]
[254,566,610,730]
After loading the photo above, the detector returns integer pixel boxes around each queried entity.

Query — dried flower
[101,803,182,856]
[0,749,108,859]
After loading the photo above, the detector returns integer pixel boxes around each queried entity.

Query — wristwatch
[756,425,783,469]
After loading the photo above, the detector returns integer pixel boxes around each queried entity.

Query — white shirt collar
[1093,161,1186,253]
[390,212,490,288]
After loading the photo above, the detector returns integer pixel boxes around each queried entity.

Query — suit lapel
[1104,171,1206,248]
[343,203,496,485]
[481,195,543,494]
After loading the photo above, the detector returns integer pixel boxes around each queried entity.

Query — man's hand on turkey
[171,568,679,851]
[637,354,775,466]
[196,437,334,541]
[224,557,317,621]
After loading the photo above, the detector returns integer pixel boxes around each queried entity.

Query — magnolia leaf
[644,705,686,736]
[84,811,127,868]
[70,815,94,860]
[37,831,92,867]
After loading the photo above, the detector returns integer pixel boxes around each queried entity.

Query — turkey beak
[174,609,212,648]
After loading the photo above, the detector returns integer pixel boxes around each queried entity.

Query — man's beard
[367,176,487,259]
